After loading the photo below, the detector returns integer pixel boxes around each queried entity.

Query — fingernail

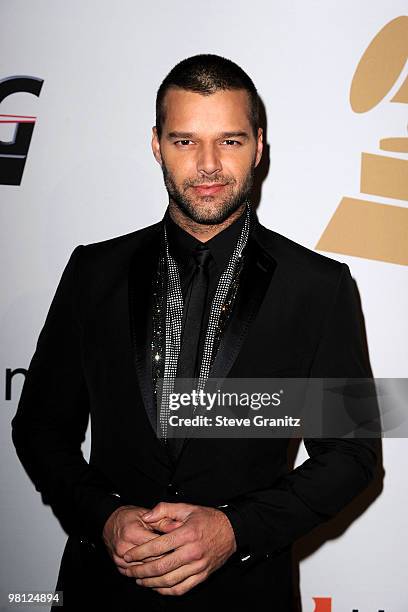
[124,555,132,562]
[142,512,153,519]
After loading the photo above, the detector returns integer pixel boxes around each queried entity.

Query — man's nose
[196,143,222,176]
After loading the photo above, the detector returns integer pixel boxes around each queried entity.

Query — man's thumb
[142,502,189,522]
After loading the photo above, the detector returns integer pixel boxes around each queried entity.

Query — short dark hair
[155,53,259,139]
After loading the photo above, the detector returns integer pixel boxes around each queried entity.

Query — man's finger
[152,571,207,596]
[113,552,145,569]
[127,543,201,579]
[116,553,167,569]
[147,518,184,533]
[136,560,204,589]
[141,502,192,524]
[123,525,190,562]
[114,528,159,560]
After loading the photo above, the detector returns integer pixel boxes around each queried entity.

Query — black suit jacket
[11,210,378,611]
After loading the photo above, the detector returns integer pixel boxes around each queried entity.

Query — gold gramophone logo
[316,16,408,266]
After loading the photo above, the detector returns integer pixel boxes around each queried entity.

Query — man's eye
[222,140,241,146]
[175,140,193,146]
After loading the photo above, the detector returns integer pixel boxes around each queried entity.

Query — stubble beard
[161,161,255,225]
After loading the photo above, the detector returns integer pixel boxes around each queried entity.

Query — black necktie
[167,244,212,463]
[177,244,212,380]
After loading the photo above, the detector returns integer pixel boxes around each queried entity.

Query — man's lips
[192,184,227,195]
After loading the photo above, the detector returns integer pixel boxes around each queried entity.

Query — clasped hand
[105,502,237,596]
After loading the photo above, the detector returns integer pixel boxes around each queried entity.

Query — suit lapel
[127,222,167,448]
[209,233,277,379]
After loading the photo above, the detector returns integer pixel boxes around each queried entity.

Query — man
[11,54,379,611]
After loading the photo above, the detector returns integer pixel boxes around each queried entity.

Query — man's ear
[255,127,263,168]
[151,126,163,166]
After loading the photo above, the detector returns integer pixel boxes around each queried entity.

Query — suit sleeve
[11,246,124,542]
[219,263,380,561]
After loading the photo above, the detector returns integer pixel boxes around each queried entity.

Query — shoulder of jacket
[254,222,347,288]
[73,220,162,263]
[83,220,161,250]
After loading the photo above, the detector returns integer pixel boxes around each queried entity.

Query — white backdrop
[1,1,407,610]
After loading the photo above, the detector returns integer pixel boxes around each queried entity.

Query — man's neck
[168,200,246,243]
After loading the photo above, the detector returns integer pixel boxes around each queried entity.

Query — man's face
[152,87,263,224]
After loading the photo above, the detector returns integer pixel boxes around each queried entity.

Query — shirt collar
[164,207,247,274]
